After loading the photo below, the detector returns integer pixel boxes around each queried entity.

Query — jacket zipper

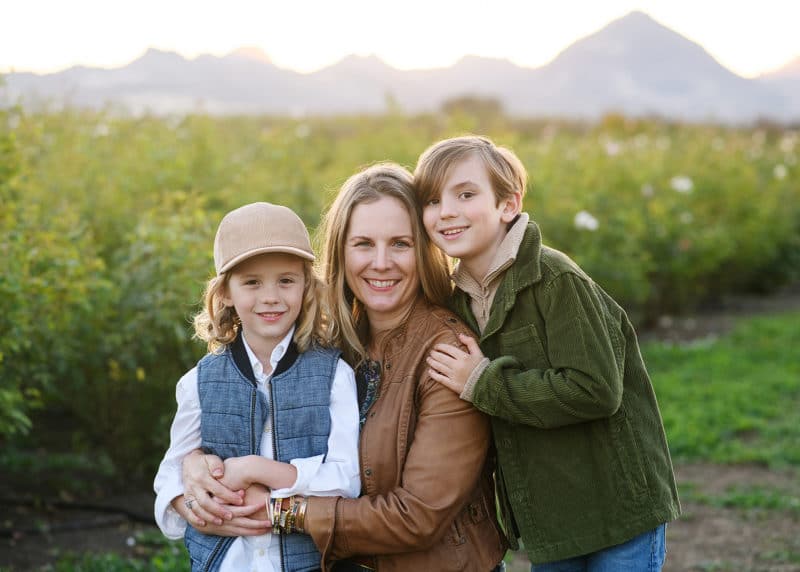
[203,538,230,572]
[204,378,258,572]
[267,378,286,572]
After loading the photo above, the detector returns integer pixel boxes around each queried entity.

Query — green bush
[2,105,798,480]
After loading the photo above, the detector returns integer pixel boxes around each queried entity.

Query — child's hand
[219,456,256,492]
[427,333,485,395]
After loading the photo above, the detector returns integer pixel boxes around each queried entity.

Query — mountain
[515,11,787,121]
[762,56,800,80]
[3,12,798,122]
[759,56,800,118]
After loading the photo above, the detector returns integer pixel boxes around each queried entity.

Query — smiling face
[222,252,305,359]
[344,196,420,333]
[422,153,520,280]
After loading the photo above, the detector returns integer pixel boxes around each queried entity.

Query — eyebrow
[238,269,302,278]
[347,234,414,242]
[446,180,480,191]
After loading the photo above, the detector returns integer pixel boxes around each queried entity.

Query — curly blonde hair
[193,258,327,354]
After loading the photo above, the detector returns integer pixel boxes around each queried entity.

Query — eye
[243,279,259,286]
[426,198,440,206]
[459,191,475,200]
[353,240,373,248]
[393,240,412,249]
[279,277,296,285]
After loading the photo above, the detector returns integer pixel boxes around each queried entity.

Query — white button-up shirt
[153,327,361,572]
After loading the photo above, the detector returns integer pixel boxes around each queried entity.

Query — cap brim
[218,246,315,274]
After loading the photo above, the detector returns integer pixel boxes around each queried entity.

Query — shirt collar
[453,212,530,290]
[241,326,296,380]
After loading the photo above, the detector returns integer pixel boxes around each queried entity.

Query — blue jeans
[530,524,666,572]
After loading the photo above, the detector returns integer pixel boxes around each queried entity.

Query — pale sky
[3,0,799,78]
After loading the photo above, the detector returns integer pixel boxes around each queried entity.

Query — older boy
[416,136,680,571]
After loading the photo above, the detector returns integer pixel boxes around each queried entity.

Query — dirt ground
[505,464,800,572]
[2,288,799,571]
[3,462,799,571]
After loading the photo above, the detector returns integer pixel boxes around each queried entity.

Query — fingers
[229,501,267,518]
[183,455,243,507]
[426,366,460,393]
[174,495,208,528]
[194,498,229,525]
[204,454,225,479]
[458,333,481,355]
[203,477,245,506]
[431,343,465,360]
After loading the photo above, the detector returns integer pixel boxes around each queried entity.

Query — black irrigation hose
[0,497,155,538]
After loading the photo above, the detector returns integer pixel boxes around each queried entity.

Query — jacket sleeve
[470,272,627,428]
[305,339,491,561]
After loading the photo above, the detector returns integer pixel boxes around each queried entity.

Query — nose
[371,244,390,270]
[259,283,280,304]
[438,194,457,218]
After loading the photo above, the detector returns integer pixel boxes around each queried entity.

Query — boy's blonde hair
[317,162,452,366]
[193,259,326,354]
[414,135,528,205]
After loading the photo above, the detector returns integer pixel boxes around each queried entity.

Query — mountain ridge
[4,11,798,122]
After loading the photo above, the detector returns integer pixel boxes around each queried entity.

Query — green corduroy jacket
[451,221,681,564]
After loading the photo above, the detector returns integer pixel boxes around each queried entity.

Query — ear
[499,191,523,223]
[220,286,234,308]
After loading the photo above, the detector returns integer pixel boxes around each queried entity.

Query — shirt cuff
[154,481,187,539]
[270,454,324,497]
[460,358,490,402]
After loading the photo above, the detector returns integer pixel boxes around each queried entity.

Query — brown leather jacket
[305,298,507,571]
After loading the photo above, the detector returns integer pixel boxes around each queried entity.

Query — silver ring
[184,497,195,510]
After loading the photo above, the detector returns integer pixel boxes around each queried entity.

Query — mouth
[439,226,467,239]
[257,311,285,322]
[366,279,399,290]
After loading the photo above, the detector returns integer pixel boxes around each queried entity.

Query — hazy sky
[3,0,799,77]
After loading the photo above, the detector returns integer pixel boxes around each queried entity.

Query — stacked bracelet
[269,495,308,534]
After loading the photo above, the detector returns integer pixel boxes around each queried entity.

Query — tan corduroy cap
[213,202,314,275]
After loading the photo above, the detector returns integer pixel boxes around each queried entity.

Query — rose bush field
[1,102,797,477]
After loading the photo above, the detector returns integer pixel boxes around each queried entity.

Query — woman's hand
[181,449,244,525]
[176,483,272,536]
[199,483,272,536]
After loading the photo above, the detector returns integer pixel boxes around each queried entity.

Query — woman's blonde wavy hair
[316,162,452,366]
[193,257,327,354]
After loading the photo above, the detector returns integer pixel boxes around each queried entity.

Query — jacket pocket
[609,406,649,500]
[497,324,548,368]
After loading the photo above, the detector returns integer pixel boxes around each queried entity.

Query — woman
[180,163,507,571]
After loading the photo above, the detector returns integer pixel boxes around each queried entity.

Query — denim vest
[184,333,340,572]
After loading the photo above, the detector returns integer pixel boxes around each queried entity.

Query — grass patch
[679,482,800,515]
[0,445,117,498]
[38,531,188,572]
[643,311,800,467]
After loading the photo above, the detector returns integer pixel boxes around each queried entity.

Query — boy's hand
[427,334,485,395]
[219,456,257,491]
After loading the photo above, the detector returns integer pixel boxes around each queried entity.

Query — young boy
[416,136,680,571]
